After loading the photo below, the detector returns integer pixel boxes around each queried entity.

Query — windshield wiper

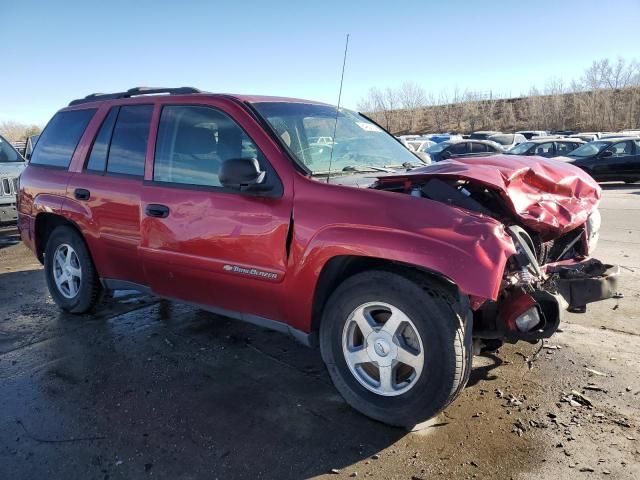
[341,165,394,173]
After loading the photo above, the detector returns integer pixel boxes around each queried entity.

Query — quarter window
[153,105,264,188]
[106,105,153,176]
[30,109,96,168]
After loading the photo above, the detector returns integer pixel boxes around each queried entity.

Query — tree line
[358,57,640,135]
[0,120,42,143]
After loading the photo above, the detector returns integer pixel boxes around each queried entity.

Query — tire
[44,225,101,313]
[319,270,471,428]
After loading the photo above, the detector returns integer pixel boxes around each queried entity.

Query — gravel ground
[0,183,638,480]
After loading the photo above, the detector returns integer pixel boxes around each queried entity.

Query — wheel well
[311,255,460,332]
[34,213,80,263]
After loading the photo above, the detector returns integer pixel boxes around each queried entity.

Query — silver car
[0,134,26,225]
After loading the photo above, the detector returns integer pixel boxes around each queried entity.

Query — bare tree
[396,82,427,132]
[0,121,42,142]
[358,56,640,134]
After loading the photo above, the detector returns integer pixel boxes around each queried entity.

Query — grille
[1,177,17,196]
[535,226,585,264]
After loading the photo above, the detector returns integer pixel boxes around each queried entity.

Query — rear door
[139,100,292,322]
[66,104,153,286]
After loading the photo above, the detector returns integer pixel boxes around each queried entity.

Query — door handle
[74,188,90,201]
[145,204,170,218]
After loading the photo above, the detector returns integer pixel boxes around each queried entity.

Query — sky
[1,0,639,125]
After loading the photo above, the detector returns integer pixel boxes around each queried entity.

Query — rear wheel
[319,270,471,427]
[44,226,101,313]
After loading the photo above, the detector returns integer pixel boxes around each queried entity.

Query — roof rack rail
[68,86,202,106]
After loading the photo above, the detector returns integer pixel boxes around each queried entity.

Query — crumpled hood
[377,154,601,239]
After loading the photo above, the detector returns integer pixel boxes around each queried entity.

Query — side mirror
[440,150,452,160]
[599,150,613,158]
[219,157,268,191]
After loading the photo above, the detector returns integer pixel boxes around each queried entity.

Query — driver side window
[606,141,632,157]
[535,142,553,156]
[153,105,264,187]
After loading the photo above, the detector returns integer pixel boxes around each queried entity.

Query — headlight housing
[585,208,601,255]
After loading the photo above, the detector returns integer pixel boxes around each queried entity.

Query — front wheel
[44,225,101,313]
[319,270,471,428]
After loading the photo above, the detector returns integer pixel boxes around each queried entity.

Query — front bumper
[0,201,18,225]
[474,258,621,342]
[548,259,621,311]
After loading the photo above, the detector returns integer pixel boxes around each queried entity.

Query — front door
[140,102,292,322]
[593,140,636,181]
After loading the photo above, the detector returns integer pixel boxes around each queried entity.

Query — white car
[0,134,26,225]
[516,130,549,140]
[488,133,527,151]
[407,139,436,153]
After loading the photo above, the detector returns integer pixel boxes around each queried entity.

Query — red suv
[18,87,619,427]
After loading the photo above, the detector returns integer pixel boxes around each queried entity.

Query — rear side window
[449,143,467,154]
[556,141,578,154]
[30,109,96,168]
[471,143,489,153]
[106,105,153,177]
[86,107,119,172]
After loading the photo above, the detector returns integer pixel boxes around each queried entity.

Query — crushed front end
[372,155,622,346]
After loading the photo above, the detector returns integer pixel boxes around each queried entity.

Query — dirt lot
[1,184,639,480]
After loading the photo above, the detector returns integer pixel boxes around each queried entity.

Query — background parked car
[0,134,26,225]
[505,138,584,157]
[426,134,463,143]
[487,133,527,151]
[24,134,40,160]
[469,130,501,140]
[424,139,502,162]
[568,132,600,142]
[407,139,436,153]
[564,137,640,183]
[516,130,549,139]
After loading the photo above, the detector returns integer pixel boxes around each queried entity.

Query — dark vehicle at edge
[564,137,640,183]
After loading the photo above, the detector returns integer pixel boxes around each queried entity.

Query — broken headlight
[585,208,601,255]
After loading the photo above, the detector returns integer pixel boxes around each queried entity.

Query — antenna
[326,33,350,183]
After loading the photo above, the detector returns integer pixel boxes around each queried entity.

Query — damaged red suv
[18,87,620,427]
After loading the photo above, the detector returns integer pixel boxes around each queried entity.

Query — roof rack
[68,86,202,106]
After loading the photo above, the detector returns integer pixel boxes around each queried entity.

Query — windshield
[252,102,421,174]
[0,135,23,163]
[569,141,608,157]
[507,142,534,154]
[489,134,514,145]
